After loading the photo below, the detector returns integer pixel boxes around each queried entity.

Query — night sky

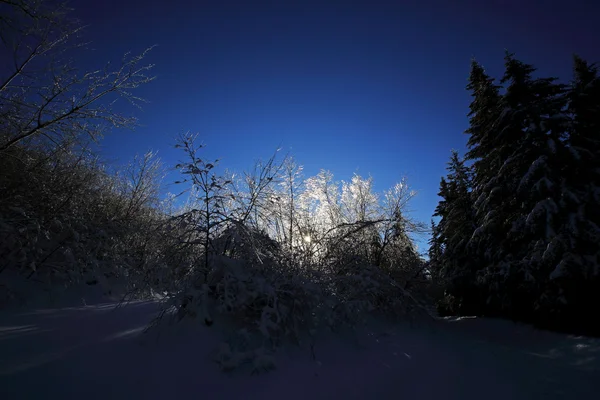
[69,0,600,253]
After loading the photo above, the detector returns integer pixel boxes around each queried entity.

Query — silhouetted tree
[0,0,155,153]
[431,151,478,314]
[434,53,600,335]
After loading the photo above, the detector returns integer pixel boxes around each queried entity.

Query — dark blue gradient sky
[70,0,600,253]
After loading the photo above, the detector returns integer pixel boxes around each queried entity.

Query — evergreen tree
[464,61,504,189]
[541,55,600,333]
[564,55,600,277]
[430,178,450,254]
[447,53,597,327]
[468,54,566,319]
[462,60,508,316]
[463,61,505,284]
[432,151,478,314]
[432,52,600,334]
[428,219,443,265]
[495,54,568,320]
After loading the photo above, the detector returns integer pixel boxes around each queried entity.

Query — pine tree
[465,60,504,189]
[436,53,600,334]
[432,151,478,314]
[564,55,600,277]
[459,54,570,320]
[463,61,505,265]
[468,54,568,319]
[462,60,507,315]
[498,54,569,321]
[428,219,443,264]
[431,178,450,254]
[543,55,600,334]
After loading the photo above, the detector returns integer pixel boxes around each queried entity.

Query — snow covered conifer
[539,55,600,333]
[471,53,568,319]
[461,60,507,314]
[564,55,600,276]
[431,151,478,314]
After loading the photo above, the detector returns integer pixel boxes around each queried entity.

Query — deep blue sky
[70,0,599,253]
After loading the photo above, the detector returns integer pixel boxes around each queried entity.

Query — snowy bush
[0,0,160,305]
[154,136,430,372]
[174,252,325,341]
[0,140,183,306]
[166,241,429,372]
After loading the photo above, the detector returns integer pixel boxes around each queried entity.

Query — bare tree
[257,156,303,256]
[235,149,285,228]
[173,133,234,277]
[0,0,155,152]
[118,150,165,222]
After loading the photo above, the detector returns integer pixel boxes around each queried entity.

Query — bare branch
[0,0,155,152]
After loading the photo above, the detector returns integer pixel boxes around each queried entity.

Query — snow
[547,138,557,154]
[1,296,599,399]
[568,146,581,161]
[518,156,547,193]
[498,156,515,176]
[561,187,580,206]
[499,106,513,121]
[542,239,558,262]
[549,260,568,280]
[532,177,554,193]
[526,198,558,238]
[470,226,484,241]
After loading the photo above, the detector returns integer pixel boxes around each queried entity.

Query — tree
[460,54,568,318]
[263,156,304,258]
[464,60,504,189]
[118,151,165,222]
[431,151,478,314]
[479,53,568,319]
[0,0,155,153]
[538,55,600,333]
[437,52,600,334]
[463,60,505,284]
[377,180,421,269]
[0,0,160,303]
[174,133,234,277]
[563,55,600,278]
[428,219,443,280]
[298,169,342,265]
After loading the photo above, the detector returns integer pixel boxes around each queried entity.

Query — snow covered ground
[0,295,598,400]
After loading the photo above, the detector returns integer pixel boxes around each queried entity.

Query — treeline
[430,53,600,336]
